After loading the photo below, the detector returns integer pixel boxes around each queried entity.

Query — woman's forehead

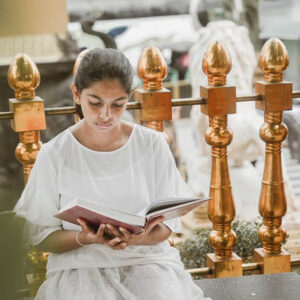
[87,92,128,102]
[89,79,126,91]
[83,79,128,102]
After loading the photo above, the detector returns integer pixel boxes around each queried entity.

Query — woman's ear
[71,84,81,104]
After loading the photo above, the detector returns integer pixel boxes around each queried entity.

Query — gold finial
[259,38,289,82]
[137,46,167,91]
[73,49,90,76]
[7,53,40,100]
[202,42,232,86]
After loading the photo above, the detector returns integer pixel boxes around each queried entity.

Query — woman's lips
[96,123,113,128]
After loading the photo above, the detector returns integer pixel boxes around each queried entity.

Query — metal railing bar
[45,106,77,116]
[1,91,300,121]
[0,111,13,120]
[187,257,300,276]
[187,267,212,276]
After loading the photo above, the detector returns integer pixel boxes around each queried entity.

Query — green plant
[178,218,264,269]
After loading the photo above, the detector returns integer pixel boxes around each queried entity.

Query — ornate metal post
[8,54,47,295]
[201,42,242,278]
[7,54,46,183]
[254,38,292,274]
[136,46,172,132]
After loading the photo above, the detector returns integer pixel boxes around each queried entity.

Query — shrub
[178,218,263,269]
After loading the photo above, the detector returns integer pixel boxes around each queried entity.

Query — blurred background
[1,0,300,297]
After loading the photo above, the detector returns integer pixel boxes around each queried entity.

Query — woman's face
[72,79,129,132]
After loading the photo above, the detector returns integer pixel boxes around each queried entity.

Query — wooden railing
[2,37,300,294]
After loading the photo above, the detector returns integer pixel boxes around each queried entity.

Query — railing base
[254,248,291,274]
[206,252,242,278]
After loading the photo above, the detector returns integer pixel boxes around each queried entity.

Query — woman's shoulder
[40,128,71,158]
[134,123,164,145]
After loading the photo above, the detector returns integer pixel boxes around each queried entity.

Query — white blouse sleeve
[153,133,195,233]
[13,144,62,245]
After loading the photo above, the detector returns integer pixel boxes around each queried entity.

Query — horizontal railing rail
[1,90,300,121]
[188,257,300,277]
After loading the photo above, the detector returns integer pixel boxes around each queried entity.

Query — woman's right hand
[77,218,127,250]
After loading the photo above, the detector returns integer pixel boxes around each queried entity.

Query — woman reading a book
[14,48,210,300]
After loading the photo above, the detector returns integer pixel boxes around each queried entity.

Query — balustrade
[2,38,300,294]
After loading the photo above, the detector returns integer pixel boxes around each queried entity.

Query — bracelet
[75,231,85,247]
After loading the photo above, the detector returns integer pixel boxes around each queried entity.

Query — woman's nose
[100,105,112,120]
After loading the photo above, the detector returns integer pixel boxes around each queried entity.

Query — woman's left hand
[106,216,165,246]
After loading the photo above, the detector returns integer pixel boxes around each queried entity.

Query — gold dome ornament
[202,42,232,86]
[137,46,167,91]
[8,53,40,100]
[259,37,289,83]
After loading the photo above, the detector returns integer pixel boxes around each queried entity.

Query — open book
[55,196,211,233]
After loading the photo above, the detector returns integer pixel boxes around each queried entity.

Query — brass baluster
[8,54,45,184]
[136,46,172,132]
[201,42,242,277]
[8,53,47,296]
[253,38,292,274]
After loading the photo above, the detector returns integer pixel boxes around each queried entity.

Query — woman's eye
[112,104,125,108]
[89,101,101,106]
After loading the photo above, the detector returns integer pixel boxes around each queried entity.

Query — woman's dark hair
[74,48,133,119]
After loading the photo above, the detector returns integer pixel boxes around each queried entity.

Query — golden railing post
[135,46,172,132]
[201,42,242,278]
[253,38,292,274]
[8,53,47,296]
[7,53,46,183]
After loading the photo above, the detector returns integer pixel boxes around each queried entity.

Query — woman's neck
[71,120,133,152]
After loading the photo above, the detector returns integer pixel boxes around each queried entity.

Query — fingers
[107,237,122,248]
[119,227,131,240]
[112,241,128,251]
[145,216,165,233]
[106,224,122,238]
[96,224,106,237]
[77,218,96,234]
[104,229,128,250]
[77,221,130,248]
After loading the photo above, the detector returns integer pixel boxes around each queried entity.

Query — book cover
[55,196,211,234]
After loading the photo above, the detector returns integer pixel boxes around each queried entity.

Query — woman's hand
[77,218,127,250]
[106,216,166,246]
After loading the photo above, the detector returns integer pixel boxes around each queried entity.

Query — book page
[145,197,207,215]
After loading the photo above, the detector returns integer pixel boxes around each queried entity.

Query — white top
[14,123,194,274]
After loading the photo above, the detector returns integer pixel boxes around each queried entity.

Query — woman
[14,48,210,300]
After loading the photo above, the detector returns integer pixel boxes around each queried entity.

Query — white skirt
[35,263,211,300]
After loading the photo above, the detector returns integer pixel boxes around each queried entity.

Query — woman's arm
[36,230,83,253]
[37,216,169,253]
[36,220,127,253]
[130,223,172,246]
